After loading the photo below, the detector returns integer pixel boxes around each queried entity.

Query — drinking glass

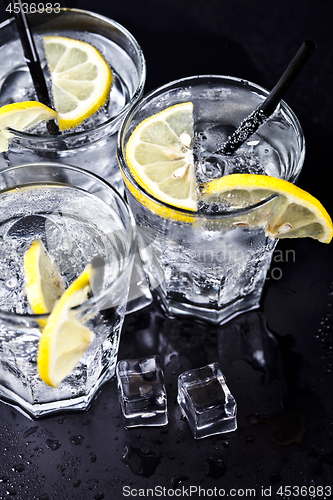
[0,8,146,194]
[117,75,305,324]
[0,162,136,418]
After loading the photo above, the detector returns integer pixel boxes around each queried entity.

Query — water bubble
[6,277,18,289]
[198,132,207,141]
[200,155,227,180]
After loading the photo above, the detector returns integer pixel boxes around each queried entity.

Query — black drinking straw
[14,0,59,134]
[217,40,316,156]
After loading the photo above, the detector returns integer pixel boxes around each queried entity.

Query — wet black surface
[0,0,333,498]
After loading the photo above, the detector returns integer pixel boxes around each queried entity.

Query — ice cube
[177,362,237,439]
[116,355,168,427]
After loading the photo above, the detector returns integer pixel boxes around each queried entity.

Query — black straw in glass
[14,0,59,134]
[217,40,316,156]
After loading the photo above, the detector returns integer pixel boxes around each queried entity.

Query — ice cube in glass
[116,355,168,427]
[177,362,237,439]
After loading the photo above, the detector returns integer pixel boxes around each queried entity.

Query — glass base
[157,288,262,325]
[0,366,115,420]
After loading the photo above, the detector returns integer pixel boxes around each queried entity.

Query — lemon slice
[126,102,197,211]
[43,36,113,131]
[37,263,95,388]
[24,239,64,321]
[203,174,333,243]
[0,101,57,152]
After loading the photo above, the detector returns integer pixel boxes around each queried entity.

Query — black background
[0,1,332,499]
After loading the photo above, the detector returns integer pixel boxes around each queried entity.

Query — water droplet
[46,439,61,451]
[39,494,49,500]
[269,471,281,484]
[122,444,161,478]
[93,494,105,500]
[70,435,84,445]
[12,463,25,472]
[89,453,97,463]
[206,459,227,479]
[23,426,39,438]
[244,434,256,444]
[172,476,189,488]
[86,479,98,490]
[6,488,17,496]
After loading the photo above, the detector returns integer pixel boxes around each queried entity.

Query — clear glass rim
[0,161,137,320]
[117,74,306,218]
[1,8,147,142]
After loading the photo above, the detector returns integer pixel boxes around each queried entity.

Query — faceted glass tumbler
[0,8,146,194]
[177,362,237,439]
[0,163,136,419]
[117,75,305,325]
[116,355,168,427]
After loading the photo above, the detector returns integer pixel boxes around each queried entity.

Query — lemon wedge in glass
[202,173,333,243]
[0,101,58,152]
[37,263,96,388]
[43,36,113,130]
[126,102,197,211]
[24,239,64,323]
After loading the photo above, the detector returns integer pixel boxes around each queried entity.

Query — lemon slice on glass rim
[0,101,57,152]
[125,102,197,211]
[202,173,333,243]
[43,35,113,131]
[125,102,333,242]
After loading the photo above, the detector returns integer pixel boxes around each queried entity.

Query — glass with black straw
[13,0,59,135]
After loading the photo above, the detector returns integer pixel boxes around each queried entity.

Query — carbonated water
[120,76,304,323]
[0,11,145,192]
[0,170,134,418]
[0,34,133,129]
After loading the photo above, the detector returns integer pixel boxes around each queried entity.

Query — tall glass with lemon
[118,75,333,324]
[0,163,136,418]
[0,8,146,194]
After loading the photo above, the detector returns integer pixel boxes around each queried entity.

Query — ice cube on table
[177,362,237,439]
[116,355,168,427]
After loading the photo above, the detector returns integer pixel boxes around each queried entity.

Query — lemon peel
[0,101,57,152]
[203,174,333,243]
